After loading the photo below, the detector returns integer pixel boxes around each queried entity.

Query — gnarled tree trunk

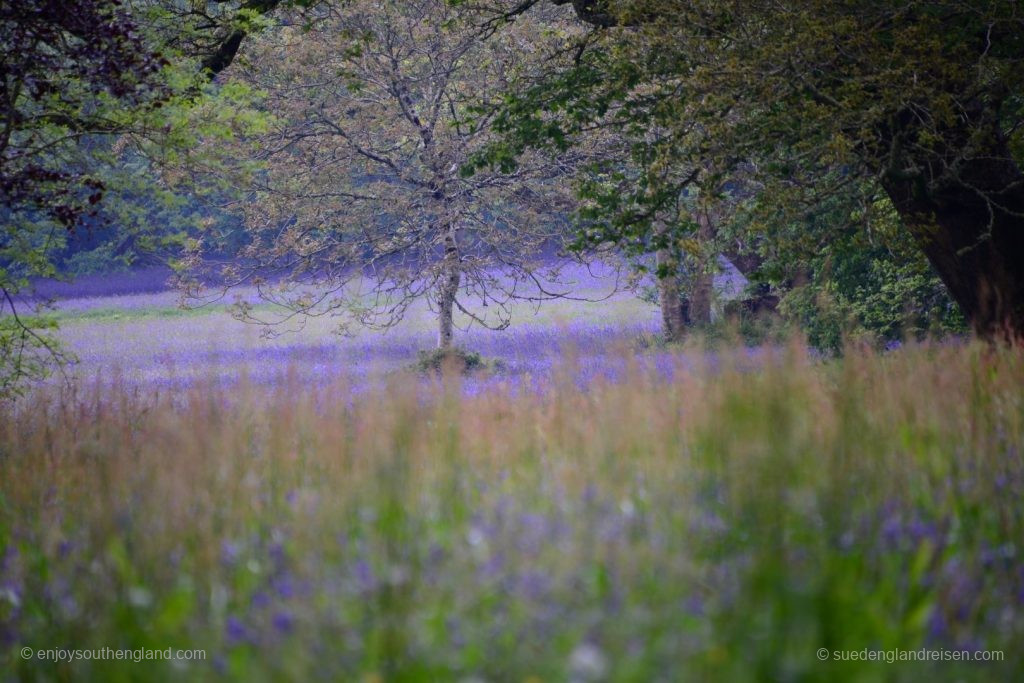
[880,119,1024,340]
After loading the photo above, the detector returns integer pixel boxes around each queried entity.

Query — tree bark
[199,0,283,78]
[437,226,461,350]
[687,207,714,326]
[655,246,687,342]
[880,122,1024,340]
[689,270,712,326]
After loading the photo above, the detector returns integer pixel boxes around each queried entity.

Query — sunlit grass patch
[53,305,219,323]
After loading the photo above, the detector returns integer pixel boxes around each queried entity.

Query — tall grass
[1,341,1022,681]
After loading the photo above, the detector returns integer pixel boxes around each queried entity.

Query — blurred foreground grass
[1,340,1022,681]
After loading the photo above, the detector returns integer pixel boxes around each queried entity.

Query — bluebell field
[1,269,1021,681]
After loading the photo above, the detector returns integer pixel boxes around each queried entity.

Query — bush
[62,243,132,277]
[413,347,503,374]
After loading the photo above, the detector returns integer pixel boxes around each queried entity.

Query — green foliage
[0,312,70,401]
[0,214,74,398]
[778,250,966,354]
[62,244,132,277]
[745,185,968,352]
[0,1,275,396]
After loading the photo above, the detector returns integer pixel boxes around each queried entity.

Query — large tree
[186,0,591,350]
[478,0,1024,339]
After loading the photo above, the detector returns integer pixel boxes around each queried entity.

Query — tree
[0,0,171,396]
[0,0,169,228]
[478,0,1024,340]
[0,0,290,396]
[186,0,593,350]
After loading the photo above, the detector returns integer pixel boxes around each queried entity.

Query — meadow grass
[43,263,650,393]
[1,338,1022,681]
[52,305,226,323]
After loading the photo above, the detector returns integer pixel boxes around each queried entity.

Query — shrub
[413,347,503,374]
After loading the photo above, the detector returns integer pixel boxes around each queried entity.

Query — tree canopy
[183,0,599,349]
[474,0,1024,338]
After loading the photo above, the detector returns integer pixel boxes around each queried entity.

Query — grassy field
[44,264,657,394]
[1,277,1022,681]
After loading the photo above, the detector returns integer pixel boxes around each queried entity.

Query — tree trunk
[655,247,687,342]
[880,123,1024,340]
[687,208,714,326]
[437,227,460,350]
[689,271,712,326]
